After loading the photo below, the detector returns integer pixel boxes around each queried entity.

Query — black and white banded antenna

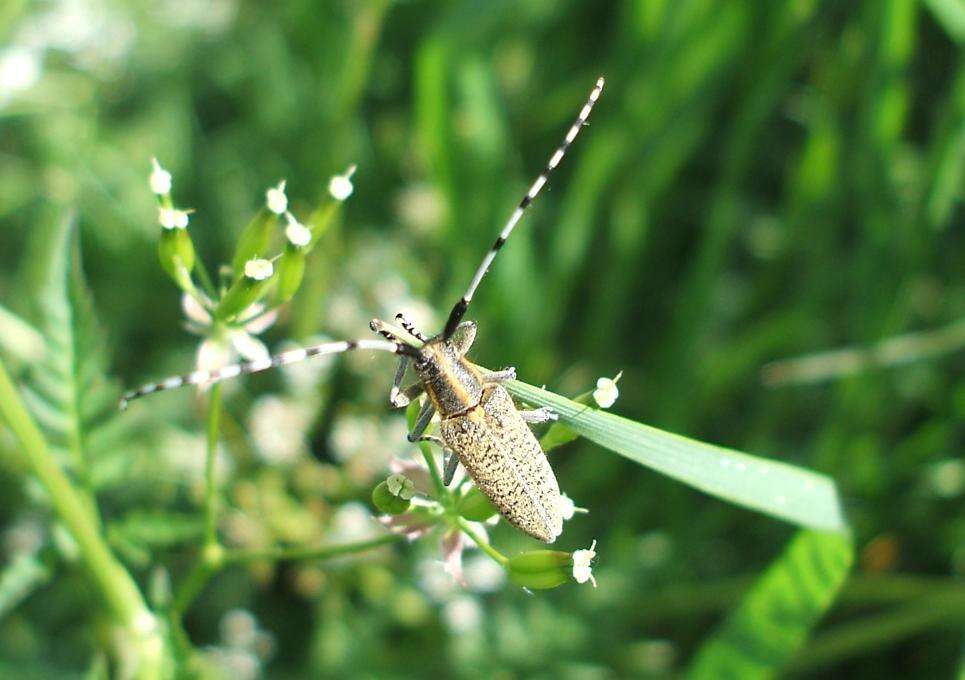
[119,338,420,409]
[442,76,605,339]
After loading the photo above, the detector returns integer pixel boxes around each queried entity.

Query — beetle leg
[406,400,436,441]
[410,433,461,487]
[518,407,558,423]
[442,446,461,486]
[480,366,516,383]
[394,312,429,342]
[389,357,410,407]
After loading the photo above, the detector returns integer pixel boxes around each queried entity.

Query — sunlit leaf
[505,380,848,532]
[686,530,854,679]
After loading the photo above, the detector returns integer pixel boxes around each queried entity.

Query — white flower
[243,258,273,281]
[284,212,311,247]
[158,206,190,230]
[328,164,356,201]
[559,493,588,521]
[182,293,278,375]
[572,539,598,587]
[592,371,622,409]
[265,180,288,214]
[149,157,172,195]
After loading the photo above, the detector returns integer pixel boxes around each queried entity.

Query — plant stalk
[0,359,164,678]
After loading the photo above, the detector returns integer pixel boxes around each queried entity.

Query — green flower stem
[419,440,446,500]
[457,517,508,567]
[225,533,403,564]
[192,255,217,299]
[203,383,223,548]
[0,359,164,678]
[170,543,224,617]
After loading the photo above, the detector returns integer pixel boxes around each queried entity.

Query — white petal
[229,331,270,362]
[181,293,212,325]
[243,258,273,281]
[243,307,278,335]
[196,338,232,374]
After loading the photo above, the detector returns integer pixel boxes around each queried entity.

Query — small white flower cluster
[267,165,355,250]
[572,539,598,587]
[150,158,192,230]
[243,258,273,281]
[593,371,623,409]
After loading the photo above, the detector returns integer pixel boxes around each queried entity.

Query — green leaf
[923,0,965,44]
[504,380,848,532]
[0,303,45,364]
[686,530,854,679]
[109,510,205,549]
[0,552,53,621]
[23,212,120,484]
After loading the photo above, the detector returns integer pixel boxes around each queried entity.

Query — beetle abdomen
[440,385,563,543]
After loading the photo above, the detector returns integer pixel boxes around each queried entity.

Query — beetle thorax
[414,340,483,417]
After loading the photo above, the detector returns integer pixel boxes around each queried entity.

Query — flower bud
[216,259,274,321]
[506,550,572,590]
[158,227,196,291]
[507,540,598,589]
[231,207,277,277]
[266,180,288,214]
[593,372,622,409]
[274,242,306,305]
[457,486,498,522]
[372,475,413,515]
[328,165,356,201]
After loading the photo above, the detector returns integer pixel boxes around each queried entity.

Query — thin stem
[457,517,508,567]
[204,383,222,548]
[419,440,446,499]
[193,256,218,299]
[0,359,163,678]
[170,545,224,617]
[225,533,403,564]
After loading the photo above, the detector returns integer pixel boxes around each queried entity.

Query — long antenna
[442,76,605,339]
[120,338,418,409]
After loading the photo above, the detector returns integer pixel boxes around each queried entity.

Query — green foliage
[0,0,961,677]
[0,553,53,623]
[687,530,854,679]
[19,213,120,486]
[506,380,848,532]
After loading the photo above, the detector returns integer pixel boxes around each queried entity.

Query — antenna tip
[596,76,605,88]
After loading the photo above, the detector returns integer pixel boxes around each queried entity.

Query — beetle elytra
[121,76,606,543]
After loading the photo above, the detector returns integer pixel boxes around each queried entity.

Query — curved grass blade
[504,380,848,532]
[686,530,854,679]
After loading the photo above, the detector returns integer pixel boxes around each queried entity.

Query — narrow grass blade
[686,530,853,679]
[505,380,848,532]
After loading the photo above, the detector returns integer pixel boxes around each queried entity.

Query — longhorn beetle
[121,76,605,543]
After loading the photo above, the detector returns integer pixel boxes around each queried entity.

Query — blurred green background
[1,0,963,677]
